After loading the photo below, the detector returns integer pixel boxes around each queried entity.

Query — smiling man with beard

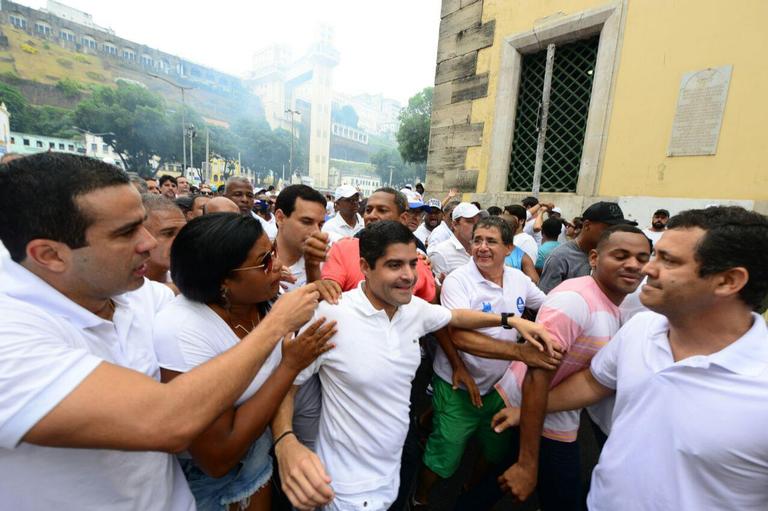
[271,221,558,511]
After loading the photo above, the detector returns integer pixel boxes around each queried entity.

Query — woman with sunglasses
[153,213,336,511]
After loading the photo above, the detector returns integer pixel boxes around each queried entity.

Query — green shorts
[422,375,512,478]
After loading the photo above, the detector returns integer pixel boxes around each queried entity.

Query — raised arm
[23,285,320,453]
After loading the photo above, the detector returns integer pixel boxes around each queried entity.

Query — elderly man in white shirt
[427,202,480,278]
[520,206,768,511]
[270,220,558,511]
[0,153,322,510]
[322,184,363,239]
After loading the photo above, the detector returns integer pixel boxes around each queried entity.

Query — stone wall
[426,0,493,196]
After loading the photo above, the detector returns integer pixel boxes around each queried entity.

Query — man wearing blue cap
[415,199,444,246]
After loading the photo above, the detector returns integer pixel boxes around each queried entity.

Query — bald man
[203,196,240,214]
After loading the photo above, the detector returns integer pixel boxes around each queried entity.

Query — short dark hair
[487,206,502,216]
[667,206,768,310]
[275,184,327,217]
[504,204,527,223]
[471,201,482,210]
[542,217,563,240]
[596,224,652,252]
[373,186,407,214]
[521,196,539,208]
[145,177,157,183]
[174,194,195,214]
[654,209,670,217]
[359,220,415,268]
[0,153,129,262]
[473,216,515,245]
[159,174,177,186]
[171,213,265,305]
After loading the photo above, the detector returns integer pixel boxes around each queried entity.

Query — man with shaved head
[141,194,186,285]
[204,196,240,214]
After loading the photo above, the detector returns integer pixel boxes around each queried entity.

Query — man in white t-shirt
[534,206,768,510]
[0,153,322,510]
[414,198,443,246]
[274,184,341,449]
[427,202,480,277]
[322,184,363,239]
[427,200,460,247]
[270,221,558,511]
[416,215,551,507]
[642,208,669,245]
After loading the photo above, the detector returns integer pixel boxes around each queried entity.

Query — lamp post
[147,72,193,173]
[285,109,300,176]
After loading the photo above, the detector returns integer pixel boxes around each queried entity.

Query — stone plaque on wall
[668,65,732,156]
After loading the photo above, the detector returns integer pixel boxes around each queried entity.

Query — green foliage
[370,147,425,188]
[56,58,73,69]
[73,55,90,64]
[55,77,82,98]
[396,87,433,164]
[31,105,77,138]
[0,82,32,131]
[75,82,174,174]
[85,71,106,82]
[42,42,50,50]
[332,104,359,128]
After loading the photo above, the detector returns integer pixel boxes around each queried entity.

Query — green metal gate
[507,36,600,193]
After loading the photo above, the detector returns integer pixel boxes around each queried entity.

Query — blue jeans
[179,431,273,511]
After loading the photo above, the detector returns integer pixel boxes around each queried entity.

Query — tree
[396,87,433,164]
[74,82,174,175]
[332,104,359,128]
[0,82,33,132]
[370,147,424,188]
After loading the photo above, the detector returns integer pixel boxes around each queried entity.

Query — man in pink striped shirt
[494,225,651,510]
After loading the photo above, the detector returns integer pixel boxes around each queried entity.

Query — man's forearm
[271,385,298,438]
[435,327,468,369]
[451,309,504,330]
[517,368,554,468]
[449,328,521,360]
[305,262,322,284]
[547,368,614,413]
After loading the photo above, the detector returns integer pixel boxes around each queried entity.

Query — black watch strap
[501,312,515,329]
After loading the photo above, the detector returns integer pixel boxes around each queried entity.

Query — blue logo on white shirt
[482,302,492,313]
[516,297,525,314]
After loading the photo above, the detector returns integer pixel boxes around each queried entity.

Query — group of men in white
[1,152,767,511]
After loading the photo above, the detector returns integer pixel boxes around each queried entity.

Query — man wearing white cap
[415,199,444,246]
[322,185,363,239]
[427,202,480,278]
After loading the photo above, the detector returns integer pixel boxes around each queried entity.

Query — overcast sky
[19,0,441,104]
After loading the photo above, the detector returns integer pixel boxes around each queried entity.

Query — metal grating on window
[508,36,600,192]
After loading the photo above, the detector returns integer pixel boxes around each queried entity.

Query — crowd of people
[0,152,767,511]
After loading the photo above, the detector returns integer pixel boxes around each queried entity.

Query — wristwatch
[501,312,515,329]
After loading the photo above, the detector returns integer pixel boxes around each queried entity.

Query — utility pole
[205,128,210,183]
[147,73,193,173]
[285,109,300,175]
[388,165,394,187]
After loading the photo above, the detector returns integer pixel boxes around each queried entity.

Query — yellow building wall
[473,0,768,200]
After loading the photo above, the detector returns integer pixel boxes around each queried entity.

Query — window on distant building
[82,36,97,49]
[102,144,109,153]
[9,15,27,30]
[35,140,43,148]
[49,142,55,149]
[10,137,15,144]
[141,55,153,67]
[103,43,117,56]
[123,49,136,61]
[59,143,65,150]
[23,139,30,146]
[68,144,74,151]
[60,29,75,43]
[35,22,51,37]
[91,143,97,152]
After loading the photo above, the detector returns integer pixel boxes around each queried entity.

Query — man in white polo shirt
[0,153,322,510]
[270,221,558,511]
[416,216,549,507]
[427,201,480,277]
[533,206,768,510]
[322,184,363,239]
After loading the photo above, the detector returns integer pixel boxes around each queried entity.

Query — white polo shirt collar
[648,313,768,376]
[0,260,109,330]
[465,256,505,290]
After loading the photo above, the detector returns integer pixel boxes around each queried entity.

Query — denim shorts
[179,431,273,511]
